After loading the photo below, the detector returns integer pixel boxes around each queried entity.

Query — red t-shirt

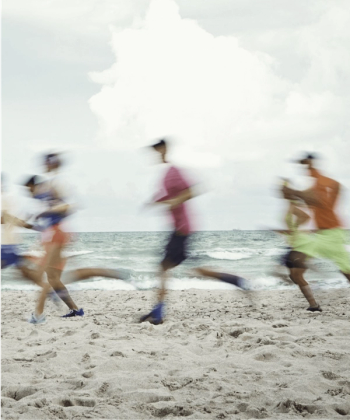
[156,166,192,235]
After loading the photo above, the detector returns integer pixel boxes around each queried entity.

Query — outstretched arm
[1,210,33,229]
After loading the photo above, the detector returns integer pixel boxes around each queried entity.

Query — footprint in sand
[254,352,277,362]
[322,371,340,380]
[3,386,37,401]
[59,397,96,407]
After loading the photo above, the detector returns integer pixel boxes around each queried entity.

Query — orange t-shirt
[310,169,341,229]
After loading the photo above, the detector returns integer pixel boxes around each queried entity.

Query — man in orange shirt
[282,153,350,311]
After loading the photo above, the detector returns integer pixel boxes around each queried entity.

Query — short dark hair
[23,175,40,187]
[299,153,317,164]
[151,139,166,149]
[44,153,61,167]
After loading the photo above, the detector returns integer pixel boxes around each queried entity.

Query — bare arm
[2,210,33,229]
[160,188,193,209]
[291,205,310,228]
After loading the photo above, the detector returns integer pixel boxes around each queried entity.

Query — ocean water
[1,231,349,292]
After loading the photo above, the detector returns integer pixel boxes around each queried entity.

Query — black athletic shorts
[280,248,295,269]
[162,231,189,268]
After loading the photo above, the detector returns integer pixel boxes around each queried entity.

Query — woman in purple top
[140,139,248,325]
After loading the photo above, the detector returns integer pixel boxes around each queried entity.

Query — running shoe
[218,273,250,290]
[307,305,322,312]
[62,308,84,318]
[140,302,164,325]
[28,312,46,324]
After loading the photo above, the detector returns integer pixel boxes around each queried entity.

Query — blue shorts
[1,245,23,269]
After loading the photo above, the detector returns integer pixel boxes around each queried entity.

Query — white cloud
[86,0,350,229]
[88,0,349,170]
[88,0,289,161]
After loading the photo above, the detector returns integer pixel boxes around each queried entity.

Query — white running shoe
[28,312,46,324]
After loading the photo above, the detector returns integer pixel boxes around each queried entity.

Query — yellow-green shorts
[290,232,315,256]
[297,229,350,273]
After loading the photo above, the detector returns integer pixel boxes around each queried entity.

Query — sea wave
[21,250,94,258]
[2,274,348,292]
[190,247,283,261]
[206,251,252,260]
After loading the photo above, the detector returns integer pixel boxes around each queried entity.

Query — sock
[152,302,164,320]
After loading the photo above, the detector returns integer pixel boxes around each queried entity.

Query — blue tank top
[34,189,67,229]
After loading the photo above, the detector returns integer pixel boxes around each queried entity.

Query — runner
[282,153,350,311]
[140,139,248,325]
[23,154,132,323]
[1,174,45,288]
[23,153,84,323]
[269,179,318,284]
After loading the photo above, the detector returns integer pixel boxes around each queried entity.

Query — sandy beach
[1,288,350,419]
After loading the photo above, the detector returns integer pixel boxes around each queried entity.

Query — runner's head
[151,139,167,163]
[44,153,61,172]
[294,153,318,175]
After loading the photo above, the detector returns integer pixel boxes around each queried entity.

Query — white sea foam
[264,248,285,257]
[1,275,347,292]
[206,251,252,260]
[192,247,283,261]
[21,250,93,258]
[68,279,136,291]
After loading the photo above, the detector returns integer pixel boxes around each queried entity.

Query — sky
[2,0,350,231]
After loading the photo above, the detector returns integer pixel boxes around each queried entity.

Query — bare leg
[193,267,247,289]
[341,272,350,283]
[159,266,169,302]
[34,243,78,316]
[47,267,78,309]
[288,251,319,309]
[19,265,46,288]
[140,260,174,324]
[62,268,123,285]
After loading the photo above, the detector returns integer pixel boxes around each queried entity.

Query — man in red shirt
[140,139,248,325]
[282,153,350,311]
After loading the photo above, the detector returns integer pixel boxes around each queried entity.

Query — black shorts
[280,248,296,269]
[162,232,189,268]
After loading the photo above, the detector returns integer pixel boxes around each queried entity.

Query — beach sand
[1,288,350,419]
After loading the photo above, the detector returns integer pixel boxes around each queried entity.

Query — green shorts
[300,229,350,273]
[290,232,315,256]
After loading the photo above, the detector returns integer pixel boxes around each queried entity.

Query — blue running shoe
[28,312,46,324]
[140,302,164,325]
[62,308,84,318]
